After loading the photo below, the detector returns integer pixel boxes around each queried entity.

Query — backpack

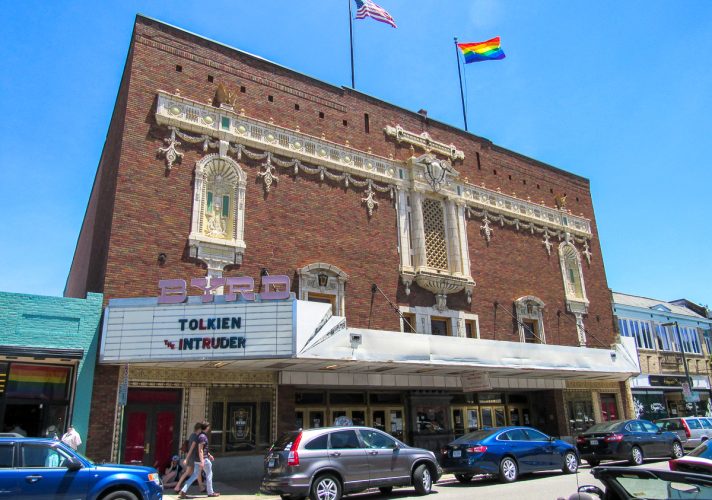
[180,439,190,454]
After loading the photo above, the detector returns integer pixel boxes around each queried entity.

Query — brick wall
[85,364,120,462]
[67,15,615,344]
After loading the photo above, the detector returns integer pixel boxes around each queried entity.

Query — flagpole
[454,37,468,131]
[348,0,355,88]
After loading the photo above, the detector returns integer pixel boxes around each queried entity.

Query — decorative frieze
[155,91,593,240]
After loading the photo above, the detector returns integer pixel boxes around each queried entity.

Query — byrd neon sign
[158,275,291,304]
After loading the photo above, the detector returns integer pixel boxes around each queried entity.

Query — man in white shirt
[61,425,82,450]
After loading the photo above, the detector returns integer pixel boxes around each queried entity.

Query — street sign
[682,382,692,398]
[118,364,129,406]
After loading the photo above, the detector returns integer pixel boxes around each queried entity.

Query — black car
[576,419,684,467]
[573,466,712,499]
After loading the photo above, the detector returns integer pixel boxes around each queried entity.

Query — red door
[124,411,148,465]
[121,389,181,471]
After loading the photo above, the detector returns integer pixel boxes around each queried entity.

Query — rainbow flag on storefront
[457,37,506,63]
[5,364,69,400]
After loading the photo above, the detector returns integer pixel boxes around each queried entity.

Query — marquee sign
[100,275,295,363]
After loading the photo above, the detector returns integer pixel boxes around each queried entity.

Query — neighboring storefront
[0,291,102,452]
[631,374,711,420]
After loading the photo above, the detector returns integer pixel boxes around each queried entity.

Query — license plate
[452,450,461,458]
[590,439,598,446]
[268,459,276,467]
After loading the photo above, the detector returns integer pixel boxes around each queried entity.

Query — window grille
[422,199,448,270]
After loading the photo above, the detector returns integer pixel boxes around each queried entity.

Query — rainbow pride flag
[457,37,506,63]
[5,364,69,400]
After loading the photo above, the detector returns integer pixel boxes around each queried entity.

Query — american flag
[354,0,397,28]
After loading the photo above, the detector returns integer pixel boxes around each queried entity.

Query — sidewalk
[162,479,272,499]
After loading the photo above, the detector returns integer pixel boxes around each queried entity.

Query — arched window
[189,154,247,275]
[559,242,587,302]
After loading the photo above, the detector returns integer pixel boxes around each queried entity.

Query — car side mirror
[549,436,556,442]
[66,458,82,471]
[578,484,604,498]
[656,428,663,434]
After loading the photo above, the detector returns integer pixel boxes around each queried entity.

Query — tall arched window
[559,242,587,302]
[558,240,589,346]
[189,154,247,275]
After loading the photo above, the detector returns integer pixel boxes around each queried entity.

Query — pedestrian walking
[179,421,219,498]
[61,424,82,450]
[174,422,205,493]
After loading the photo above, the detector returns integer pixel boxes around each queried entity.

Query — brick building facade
[66,16,638,466]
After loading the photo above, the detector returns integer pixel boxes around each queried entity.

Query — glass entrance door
[452,407,480,437]
[331,408,366,427]
[370,408,405,441]
[480,406,505,428]
[507,405,530,426]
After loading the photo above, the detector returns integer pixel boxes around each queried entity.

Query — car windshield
[454,429,498,443]
[688,441,712,459]
[610,473,712,499]
[584,421,623,433]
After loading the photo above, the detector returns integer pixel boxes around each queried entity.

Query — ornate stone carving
[361,185,378,217]
[158,127,184,169]
[384,124,465,161]
[480,213,493,242]
[258,154,279,193]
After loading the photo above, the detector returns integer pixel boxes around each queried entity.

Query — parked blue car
[0,437,163,499]
[440,426,579,483]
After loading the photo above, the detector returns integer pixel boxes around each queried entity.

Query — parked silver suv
[261,426,442,500]
[655,417,712,450]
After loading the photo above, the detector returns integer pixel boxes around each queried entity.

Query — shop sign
[648,375,687,387]
[461,372,491,392]
[158,275,290,304]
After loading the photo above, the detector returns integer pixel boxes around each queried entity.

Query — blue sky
[1,1,710,308]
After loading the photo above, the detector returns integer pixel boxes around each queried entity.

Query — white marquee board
[100,297,295,363]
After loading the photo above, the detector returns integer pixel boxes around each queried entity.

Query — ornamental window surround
[298,263,348,316]
[398,305,479,338]
[189,153,247,276]
[514,296,546,344]
[558,240,589,346]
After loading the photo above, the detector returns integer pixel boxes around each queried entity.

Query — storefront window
[568,400,594,435]
[633,392,668,420]
[415,406,446,433]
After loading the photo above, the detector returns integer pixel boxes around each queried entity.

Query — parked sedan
[261,426,441,500]
[439,426,579,483]
[0,437,162,499]
[670,439,712,475]
[576,419,684,467]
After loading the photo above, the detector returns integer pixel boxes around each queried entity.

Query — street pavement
[162,459,669,500]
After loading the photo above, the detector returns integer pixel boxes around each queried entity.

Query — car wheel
[310,474,342,500]
[562,451,579,473]
[455,473,474,483]
[499,457,518,483]
[412,464,433,495]
[378,486,393,495]
[587,459,600,467]
[101,492,139,500]
[671,441,684,459]
[629,446,644,466]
